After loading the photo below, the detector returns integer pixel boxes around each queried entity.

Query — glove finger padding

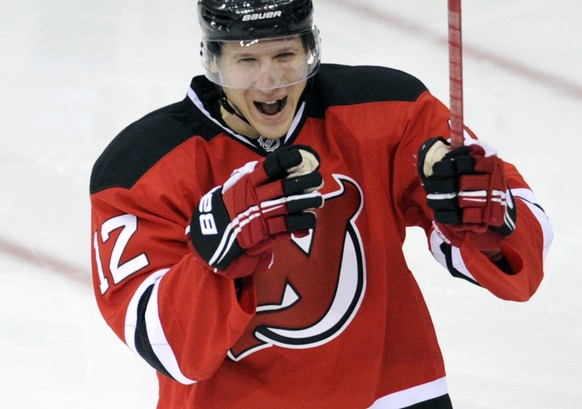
[223,147,323,247]
[418,138,464,225]
[190,145,324,278]
[252,145,322,183]
[418,137,517,250]
[457,144,509,231]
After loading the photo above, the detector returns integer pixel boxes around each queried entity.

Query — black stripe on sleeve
[440,242,481,286]
[403,394,453,409]
[135,284,174,380]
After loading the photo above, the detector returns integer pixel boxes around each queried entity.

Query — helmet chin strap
[218,88,251,126]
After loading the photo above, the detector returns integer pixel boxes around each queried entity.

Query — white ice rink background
[1,0,580,407]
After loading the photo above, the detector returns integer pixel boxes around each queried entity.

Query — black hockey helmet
[198,0,315,41]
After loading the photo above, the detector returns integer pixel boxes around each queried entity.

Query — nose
[253,60,284,90]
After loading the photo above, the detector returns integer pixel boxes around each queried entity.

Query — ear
[210,57,220,74]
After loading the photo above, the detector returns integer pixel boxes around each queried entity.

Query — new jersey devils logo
[228,175,366,361]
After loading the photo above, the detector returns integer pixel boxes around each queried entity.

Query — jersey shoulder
[90,98,217,194]
[311,63,428,115]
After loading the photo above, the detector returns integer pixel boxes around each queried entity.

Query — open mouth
[253,96,288,116]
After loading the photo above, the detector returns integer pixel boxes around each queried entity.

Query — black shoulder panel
[309,64,428,117]
[90,98,218,194]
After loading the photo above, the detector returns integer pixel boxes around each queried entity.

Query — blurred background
[1,0,580,407]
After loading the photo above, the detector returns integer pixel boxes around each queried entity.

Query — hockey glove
[189,145,324,279]
[418,137,517,250]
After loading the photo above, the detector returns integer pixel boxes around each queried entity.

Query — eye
[276,52,295,62]
[238,57,257,64]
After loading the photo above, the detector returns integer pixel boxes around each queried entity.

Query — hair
[206,30,316,57]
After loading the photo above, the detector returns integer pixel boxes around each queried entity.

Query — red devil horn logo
[229,175,366,361]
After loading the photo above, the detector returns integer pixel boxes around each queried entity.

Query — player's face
[219,37,309,138]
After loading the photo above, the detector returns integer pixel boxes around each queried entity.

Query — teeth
[254,97,287,115]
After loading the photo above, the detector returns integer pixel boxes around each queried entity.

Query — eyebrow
[232,44,300,56]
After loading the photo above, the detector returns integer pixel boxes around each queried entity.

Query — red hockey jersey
[90,64,552,408]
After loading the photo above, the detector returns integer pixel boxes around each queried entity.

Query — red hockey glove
[189,145,324,279]
[418,137,517,250]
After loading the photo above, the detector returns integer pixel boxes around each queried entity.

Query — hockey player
[90,0,553,408]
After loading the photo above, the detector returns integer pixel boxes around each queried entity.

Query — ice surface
[1,0,580,407]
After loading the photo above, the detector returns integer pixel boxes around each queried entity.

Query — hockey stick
[448,0,464,148]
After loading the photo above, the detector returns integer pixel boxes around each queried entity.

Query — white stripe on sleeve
[511,188,553,261]
[368,377,449,409]
[124,268,197,385]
